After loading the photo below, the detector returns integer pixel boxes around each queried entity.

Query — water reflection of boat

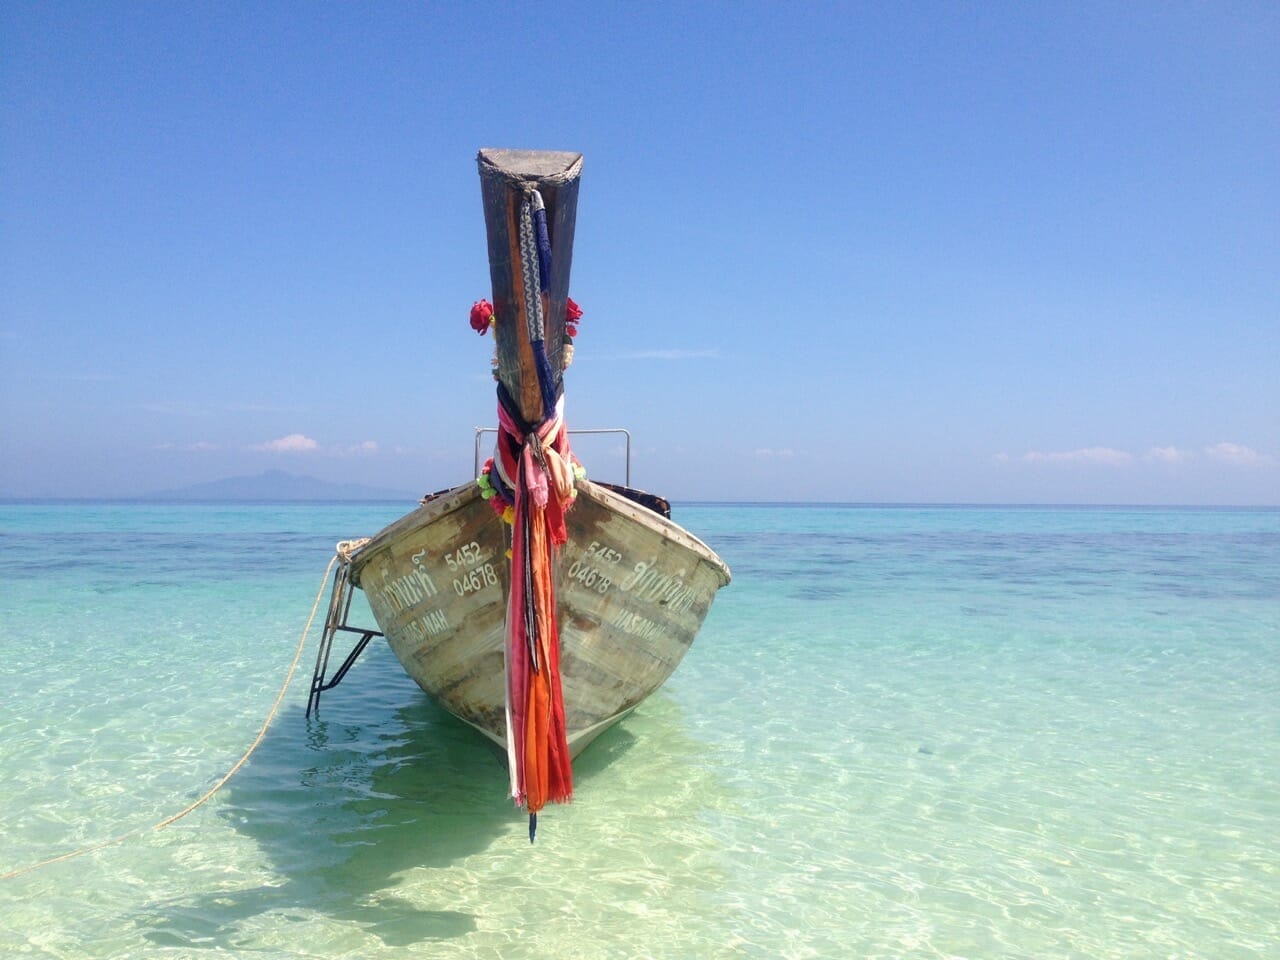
[143,665,718,950]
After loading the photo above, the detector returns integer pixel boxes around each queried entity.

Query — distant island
[147,469,419,502]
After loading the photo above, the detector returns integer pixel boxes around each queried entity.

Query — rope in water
[1,553,341,882]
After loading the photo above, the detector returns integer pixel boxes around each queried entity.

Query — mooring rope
[1,553,341,882]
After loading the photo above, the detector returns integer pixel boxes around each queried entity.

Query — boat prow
[309,148,729,826]
[347,477,729,755]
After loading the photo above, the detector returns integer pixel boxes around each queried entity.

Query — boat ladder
[306,552,382,719]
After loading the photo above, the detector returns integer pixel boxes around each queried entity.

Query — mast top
[477,149,583,185]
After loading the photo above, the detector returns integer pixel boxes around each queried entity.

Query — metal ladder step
[306,557,382,719]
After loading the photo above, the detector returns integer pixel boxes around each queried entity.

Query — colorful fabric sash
[499,188,575,840]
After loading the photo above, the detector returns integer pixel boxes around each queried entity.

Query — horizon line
[1,496,1277,511]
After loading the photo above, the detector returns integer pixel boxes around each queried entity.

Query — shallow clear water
[1,502,1277,958]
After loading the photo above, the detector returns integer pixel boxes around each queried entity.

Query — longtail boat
[310,149,730,837]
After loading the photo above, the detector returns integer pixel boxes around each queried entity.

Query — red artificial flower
[469,299,494,335]
[564,297,582,339]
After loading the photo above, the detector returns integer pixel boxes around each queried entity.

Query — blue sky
[2,2,1276,504]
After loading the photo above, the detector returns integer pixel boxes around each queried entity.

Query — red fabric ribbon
[502,399,574,815]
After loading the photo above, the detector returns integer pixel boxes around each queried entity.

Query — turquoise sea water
[1,501,1277,958]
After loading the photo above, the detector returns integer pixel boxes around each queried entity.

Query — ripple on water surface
[1,503,1277,958]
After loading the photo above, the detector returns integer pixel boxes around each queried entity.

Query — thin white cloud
[1145,446,1190,464]
[1009,443,1272,469]
[252,433,319,453]
[245,435,386,456]
[1204,442,1266,465]
[1023,447,1134,466]
[755,448,795,459]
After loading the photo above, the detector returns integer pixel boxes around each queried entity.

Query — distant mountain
[148,470,418,502]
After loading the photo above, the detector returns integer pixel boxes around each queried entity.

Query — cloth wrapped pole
[498,189,576,837]
[500,395,575,821]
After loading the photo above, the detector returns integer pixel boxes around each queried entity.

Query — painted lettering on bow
[565,539,624,595]
[444,541,485,571]
[585,540,624,565]
[618,558,703,613]
[454,562,499,596]
[400,607,450,642]
[439,539,500,596]
[566,559,611,594]
[609,606,665,641]
[373,564,439,614]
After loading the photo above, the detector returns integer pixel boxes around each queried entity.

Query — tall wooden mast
[477,148,583,426]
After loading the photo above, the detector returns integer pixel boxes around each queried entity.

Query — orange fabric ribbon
[503,410,574,833]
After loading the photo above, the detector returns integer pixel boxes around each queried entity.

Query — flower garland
[475,458,515,524]
[469,298,495,334]
[563,297,582,369]
[470,297,583,379]
[478,454,586,539]
[471,296,588,527]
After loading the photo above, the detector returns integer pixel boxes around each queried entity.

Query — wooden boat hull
[347,480,730,756]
